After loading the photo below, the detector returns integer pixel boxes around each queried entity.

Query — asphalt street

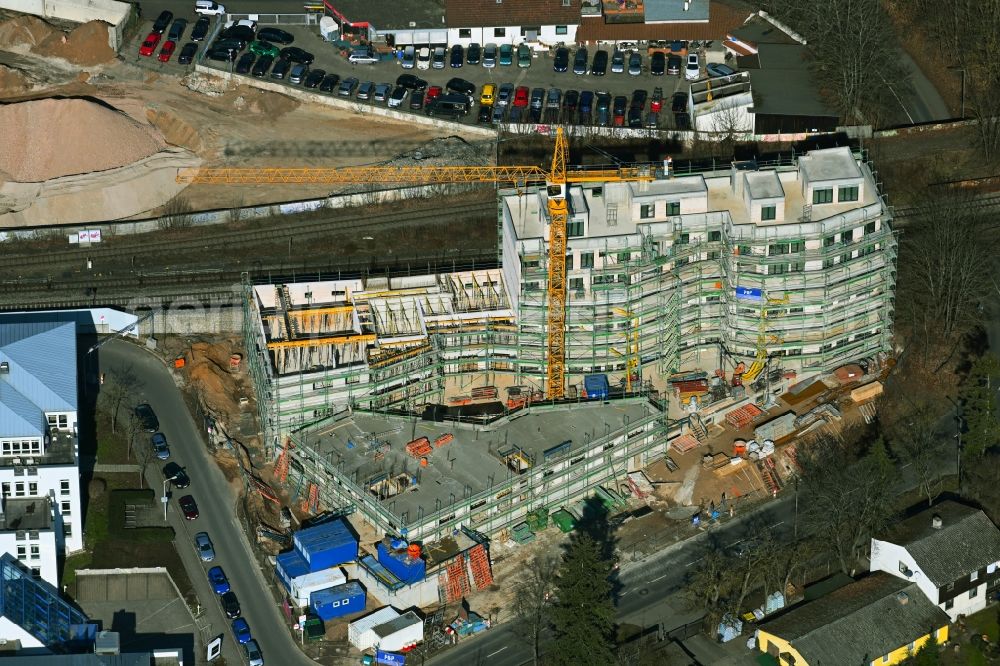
[100,339,316,666]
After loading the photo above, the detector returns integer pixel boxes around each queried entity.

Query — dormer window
[761,205,776,221]
[813,188,834,204]
[838,186,859,202]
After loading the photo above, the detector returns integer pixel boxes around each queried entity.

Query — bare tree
[133,434,155,489]
[122,409,145,463]
[709,101,753,148]
[682,543,733,630]
[881,404,949,507]
[97,363,139,434]
[512,554,559,665]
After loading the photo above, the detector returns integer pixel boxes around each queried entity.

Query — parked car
[250,54,274,77]
[234,52,255,74]
[409,90,425,109]
[446,77,476,99]
[246,639,263,666]
[222,25,254,43]
[499,43,513,66]
[425,85,442,102]
[579,90,594,116]
[628,107,642,127]
[517,43,531,68]
[416,46,430,69]
[666,54,682,75]
[546,87,562,110]
[232,618,252,645]
[426,93,470,118]
[249,40,279,58]
[513,85,529,107]
[466,42,481,65]
[157,40,176,63]
[168,19,187,42]
[706,62,736,78]
[432,46,446,69]
[373,82,392,103]
[195,532,215,562]
[162,462,190,488]
[596,91,611,126]
[348,48,377,64]
[338,76,359,96]
[150,432,170,460]
[651,51,665,76]
[356,80,374,99]
[395,73,427,91]
[553,47,569,72]
[139,32,161,57]
[206,47,237,62]
[491,102,506,124]
[645,112,659,128]
[450,44,464,67]
[650,87,663,112]
[177,42,198,64]
[303,68,326,89]
[152,10,173,34]
[610,49,625,73]
[497,83,514,105]
[212,38,246,52]
[221,591,241,619]
[179,495,199,520]
[628,51,642,75]
[591,49,608,75]
[529,87,545,109]
[191,17,210,41]
[685,53,700,81]
[630,88,647,110]
[563,89,579,114]
[388,85,408,107]
[195,0,225,15]
[573,47,588,74]
[225,18,257,33]
[479,83,496,106]
[281,47,313,64]
[135,404,158,432]
[269,57,291,79]
[476,104,492,124]
[318,73,340,93]
[671,91,688,113]
[257,27,294,44]
[208,566,229,594]
[612,95,627,126]
[400,44,415,69]
[482,43,497,68]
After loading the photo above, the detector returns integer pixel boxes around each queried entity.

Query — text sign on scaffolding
[734,286,762,301]
[376,650,406,665]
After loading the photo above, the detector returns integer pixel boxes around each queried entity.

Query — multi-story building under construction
[243,144,895,542]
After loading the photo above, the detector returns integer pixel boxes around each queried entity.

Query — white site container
[289,567,347,608]
[349,607,401,651]
[372,611,424,651]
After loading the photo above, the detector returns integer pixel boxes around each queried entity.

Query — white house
[870,501,1000,621]
[689,71,754,136]
[445,0,580,47]
[0,320,85,587]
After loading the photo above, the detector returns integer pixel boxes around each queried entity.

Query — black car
[280,47,314,64]
[671,91,687,113]
[553,47,569,72]
[270,57,291,79]
[206,47,238,62]
[168,18,187,42]
[445,77,476,98]
[612,94,628,121]
[572,47,588,75]
[152,10,173,34]
[651,51,665,76]
[450,44,464,68]
[251,54,274,77]
[177,42,198,64]
[222,25,255,42]
[630,89,647,110]
[162,462,190,489]
[627,107,643,128]
[221,591,241,619]
[466,42,481,65]
[235,52,255,74]
[395,74,427,91]
[134,404,159,433]
[257,27,294,45]
[303,68,326,88]
[563,89,579,113]
[666,55,682,75]
[191,17,210,42]
[318,73,340,92]
[409,90,425,109]
[591,50,608,76]
[477,105,491,124]
[596,92,611,112]
[212,38,247,52]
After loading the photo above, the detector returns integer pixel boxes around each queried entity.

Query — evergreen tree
[961,353,1000,458]
[903,631,940,665]
[547,532,616,666]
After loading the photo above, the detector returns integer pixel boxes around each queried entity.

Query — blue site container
[293,520,358,572]
[584,374,610,400]
[276,550,310,591]
[311,581,366,621]
[376,542,426,584]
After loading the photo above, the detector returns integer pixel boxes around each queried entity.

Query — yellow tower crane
[177,128,655,400]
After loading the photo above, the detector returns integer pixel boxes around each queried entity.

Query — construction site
[240,133,897,546]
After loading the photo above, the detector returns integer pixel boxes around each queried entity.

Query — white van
[195,1,226,15]
[401,45,415,69]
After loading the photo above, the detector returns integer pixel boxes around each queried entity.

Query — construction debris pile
[181,340,254,427]
[0,15,115,66]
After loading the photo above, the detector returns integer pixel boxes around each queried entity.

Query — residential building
[445,0,580,47]
[0,553,90,653]
[870,501,1000,621]
[757,573,950,666]
[0,320,84,586]
[576,0,745,44]
[738,44,839,135]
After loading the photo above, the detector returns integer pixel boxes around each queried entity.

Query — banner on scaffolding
[734,286,763,301]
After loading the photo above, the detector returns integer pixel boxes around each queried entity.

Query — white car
[416,47,430,70]
[685,53,700,81]
[348,49,378,64]
[224,18,256,31]
[195,0,225,16]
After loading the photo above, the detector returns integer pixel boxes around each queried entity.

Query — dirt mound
[146,107,203,152]
[33,20,115,66]
[186,341,243,422]
[0,15,54,49]
[0,97,165,182]
[0,64,30,96]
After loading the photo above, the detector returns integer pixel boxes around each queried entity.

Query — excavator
[177,128,658,400]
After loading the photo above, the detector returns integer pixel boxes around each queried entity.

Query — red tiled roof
[576,1,747,42]
[445,0,581,28]
[722,38,755,56]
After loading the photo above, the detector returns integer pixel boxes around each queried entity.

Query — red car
[157,40,176,62]
[178,495,199,520]
[425,85,443,103]
[650,87,663,113]
[139,32,161,57]
[513,86,529,107]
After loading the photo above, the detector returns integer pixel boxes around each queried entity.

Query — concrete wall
[137,302,244,337]
[0,0,131,50]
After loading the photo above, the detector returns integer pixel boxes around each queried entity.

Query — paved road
[100,339,316,666]
[894,49,951,123]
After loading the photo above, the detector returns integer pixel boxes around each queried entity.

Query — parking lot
[129,13,733,131]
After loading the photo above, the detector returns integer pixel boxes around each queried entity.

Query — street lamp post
[946,396,965,493]
[162,478,171,521]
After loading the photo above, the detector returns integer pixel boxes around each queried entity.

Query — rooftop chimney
[932,514,943,529]
[0,361,8,374]
[895,591,909,605]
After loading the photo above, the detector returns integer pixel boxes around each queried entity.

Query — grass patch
[95,412,133,465]
[107,489,174,543]
[966,607,1000,643]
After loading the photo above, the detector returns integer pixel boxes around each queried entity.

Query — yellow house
[757,572,950,665]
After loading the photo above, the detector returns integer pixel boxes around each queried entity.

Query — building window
[945,598,954,610]
[709,230,721,242]
[640,204,654,219]
[769,243,790,256]
[666,201,681,215]
[842,229,854,244]
[14,483,24,497]
[520,26,540,37]
[565,254,574,270]
[28,483,37,496]
[761,205,776,221]
[16,546,25,560]
[838,185,859,202]
[881,655,890,663]
[970,587,979,599]
[1,483,9,498]
[60,480,70,496]
[823,235,835,247]
[29,545,39,561]
[813,188,834,204]
[580,252,594,268]
[617,252,630,263]
[64,524,72,537]
[737,245,752,256]
[767,264,788,275]
[864,221,877,235]
[567,220,584,237]
[899,561,909,574]
[907,642,915,653]
[676,233,689,245]
[493,28,506,38]
[569,277,584,291]
[459,29,471,38]
[946,582,955,592]
[556,25,568,34]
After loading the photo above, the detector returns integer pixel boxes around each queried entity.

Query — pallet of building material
[725,403,763,430]
[525,508,549,531]
[702,452,731,470]
[434,434,454,448]
[849,381,883,404]
[448,396,472,406]
[405,437,433,458]
[471,386,498,400]
[671,433,701,454]
[753,413,797,443]
[714,457,747,476]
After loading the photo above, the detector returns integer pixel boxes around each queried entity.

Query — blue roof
[0,553,91,651]
[293,519,356,554]
[0,321,77,438]
[276,550,310,581]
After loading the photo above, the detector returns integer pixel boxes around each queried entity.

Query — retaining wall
[137,301,244,337]
[0,0,131,50]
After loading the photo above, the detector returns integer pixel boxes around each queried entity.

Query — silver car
[483,43,498,68]
[611,49,625,73]
[246,639,264,666]
[628,51,642,76]
[373,82,392,103]
[195,532,215,562]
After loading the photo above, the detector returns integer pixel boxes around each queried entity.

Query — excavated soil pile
[186,341,244,424]
[0,15,114,66]
[0,15,53,49]
[0,98,165,182]
[0,64,29,95]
